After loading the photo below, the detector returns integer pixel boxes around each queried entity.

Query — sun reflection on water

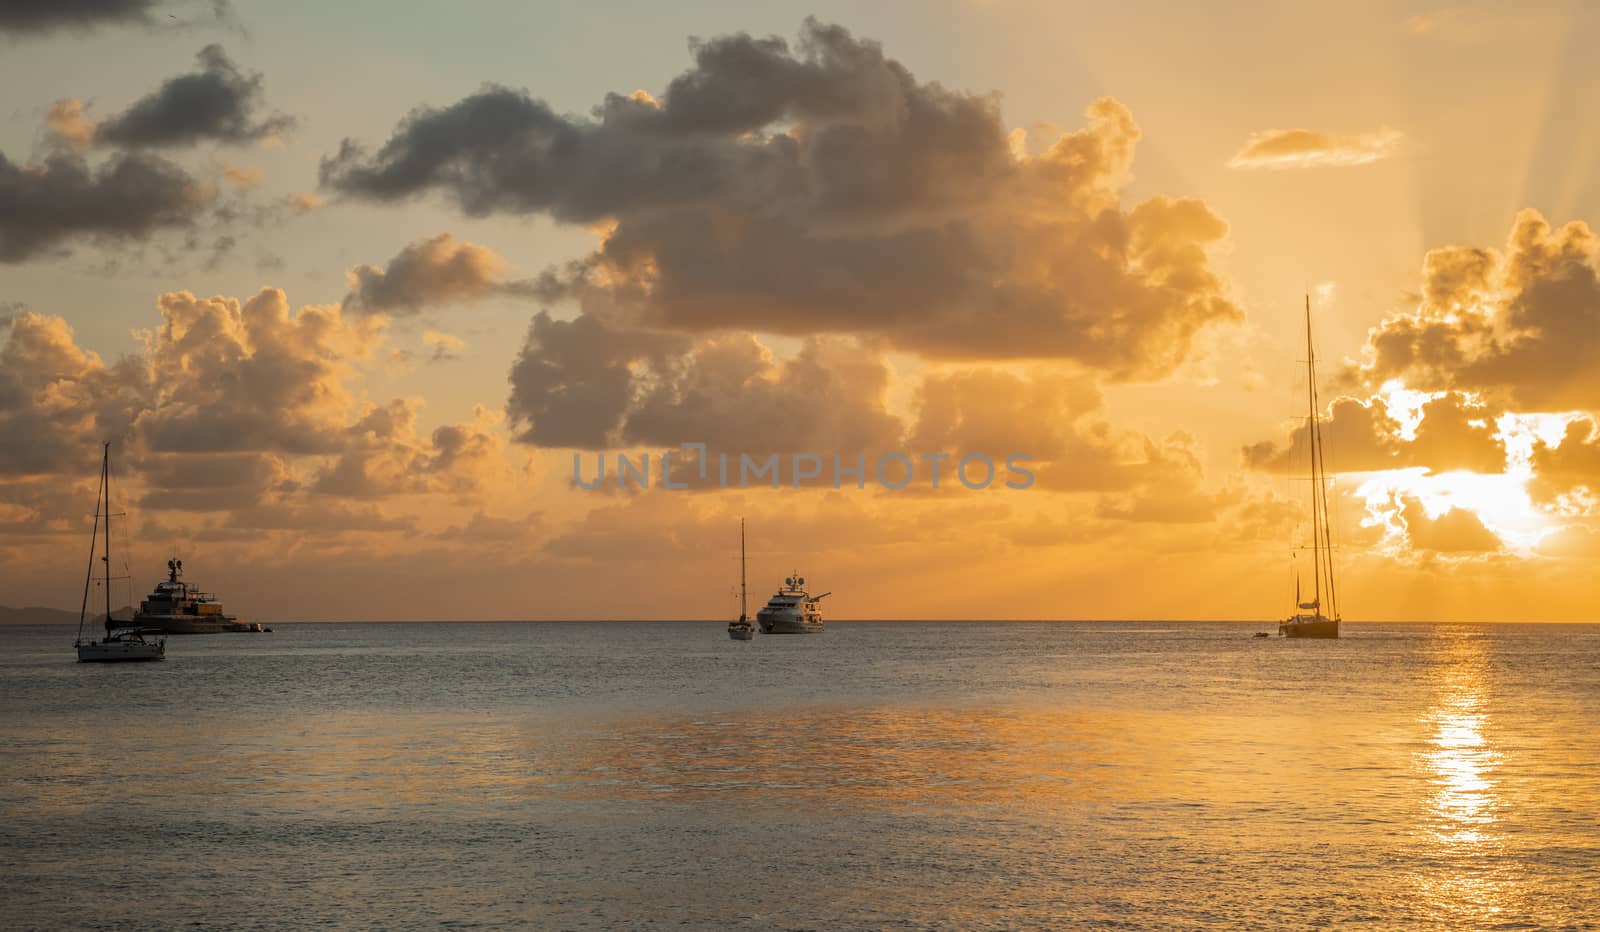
[1414,631,1524,922]
[1424,691,1497,843]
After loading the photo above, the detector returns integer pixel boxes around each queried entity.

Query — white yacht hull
[757,613,823,634]
[76,639,165,662]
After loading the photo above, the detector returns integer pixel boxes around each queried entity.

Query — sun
[1348,392,1586,555]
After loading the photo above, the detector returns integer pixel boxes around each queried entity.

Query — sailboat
[75,443,166,662]
[728,518,755,640]
[1280,297,1342,639]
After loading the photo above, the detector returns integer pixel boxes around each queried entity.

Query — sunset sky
[4,0,1600,621]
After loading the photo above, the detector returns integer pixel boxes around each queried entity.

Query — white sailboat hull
[76,639,165,662]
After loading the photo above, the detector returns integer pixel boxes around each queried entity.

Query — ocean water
[3,621,1599,930]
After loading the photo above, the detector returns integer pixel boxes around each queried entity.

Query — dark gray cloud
[0,150,209,263]
[136,452,292,511]
[96,45,293,148]
[323,18,1239,373]
[0,0,155,35]
[506,312,689,449]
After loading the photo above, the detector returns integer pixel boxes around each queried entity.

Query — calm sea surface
[3,622,1599,929]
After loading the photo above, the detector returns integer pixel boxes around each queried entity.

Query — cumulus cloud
[1244,392,1505,475]
[1400,496,1502,552]
[311,400,510,501]
[0,311,145,477]
[624,335,903,454]
[1529,417,1600,504]
[95,45,294,148]
[344,234,525,314]
[505,312,688,449]
[137,452,295,511]
[506,310,902,456]
[134,288,385,455]
[5,287,519,538]
[1352,209,1600,410]
[908,367,1203,495]
[1228,128,1403,169]
[0,150,211,262]
[322,18,1239,375]
[509,309,1229,515]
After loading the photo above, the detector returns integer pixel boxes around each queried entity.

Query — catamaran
[1281,296,1342,639]
[756,573,829,634]
[74,443,166,663]
[728,519,754,640]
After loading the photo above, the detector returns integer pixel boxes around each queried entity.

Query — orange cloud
[1399,496,1502,553]
[0,311,142,477]
[289,192,324,214]
[223,164,263,189]
[1228,127,1402,169]
[1353,209,1600,411]
[421,329,464,362]
[312,400,511,502]
[45,99,96,150]
[1244,392,1505,475]
[345,234,514,315]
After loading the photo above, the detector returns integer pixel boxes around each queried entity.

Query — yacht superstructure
[112,559,239,635]
[756,574,829,634]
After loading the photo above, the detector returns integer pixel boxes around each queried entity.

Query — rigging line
[1304,295,1321,612]
[110,446,135,615]
[103,442,113,627]
[1308,301,1339,620]
[76,452,105,642]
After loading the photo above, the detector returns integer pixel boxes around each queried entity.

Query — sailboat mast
[739,518,747,622]
[102,442,112,630]
[1310,313,1339,622]
[1304,297,1322,613]
[1304,296,1339,621]
[77,447,106,643]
